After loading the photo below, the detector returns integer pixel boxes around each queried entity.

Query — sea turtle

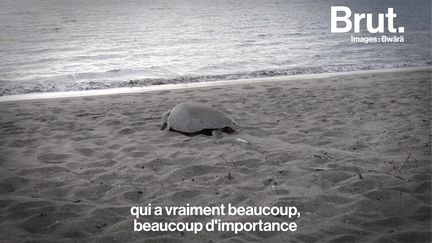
[160,102,238,138]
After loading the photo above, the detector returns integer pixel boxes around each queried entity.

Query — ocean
[0,0,430,96]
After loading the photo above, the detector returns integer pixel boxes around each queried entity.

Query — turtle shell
[168,102,237,133]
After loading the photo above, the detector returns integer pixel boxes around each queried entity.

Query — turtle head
[160,111,171,130]
[230,118,240,131]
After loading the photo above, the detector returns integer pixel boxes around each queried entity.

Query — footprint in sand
[8,139,37,148]
[36,152,73,163]
[74,147,95,157]
[86,160,118,168]
[0,176,29,193]
[124,190,146,203]
[118,127,135,135]
[321,171,354,184]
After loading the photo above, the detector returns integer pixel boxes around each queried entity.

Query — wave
[0,62,430,96]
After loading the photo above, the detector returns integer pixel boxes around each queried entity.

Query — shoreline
[0,65,430,102]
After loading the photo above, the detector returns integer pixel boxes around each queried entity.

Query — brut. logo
[331,6,405,33]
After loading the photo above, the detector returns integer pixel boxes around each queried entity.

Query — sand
[0,69,430,243]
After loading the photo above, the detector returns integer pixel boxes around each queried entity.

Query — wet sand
[0,69,431,242]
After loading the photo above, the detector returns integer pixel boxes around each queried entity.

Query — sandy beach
[0,68,430,242]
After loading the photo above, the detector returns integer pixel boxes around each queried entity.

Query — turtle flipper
[212,130,224,139]
[160,111,171,130]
